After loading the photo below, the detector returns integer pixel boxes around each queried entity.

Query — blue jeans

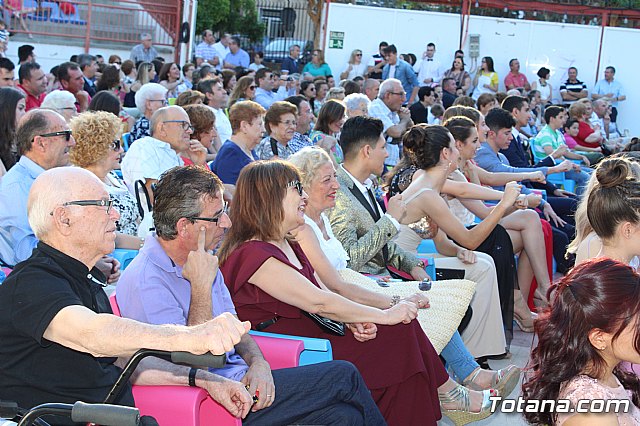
[440,330,479,381]
[244,360,385,425]
[565,168,590,196]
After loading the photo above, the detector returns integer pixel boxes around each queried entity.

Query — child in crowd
[431,103,444,124]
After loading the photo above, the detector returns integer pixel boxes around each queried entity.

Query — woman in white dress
[530,67,553,106]
[288,147,521,399]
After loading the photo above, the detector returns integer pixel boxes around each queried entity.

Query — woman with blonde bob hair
[219,159,502,426]
[69,111,142,247]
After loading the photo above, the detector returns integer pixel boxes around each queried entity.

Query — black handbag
[302,311,345,336]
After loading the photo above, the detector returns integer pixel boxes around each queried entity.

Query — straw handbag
[338,268,476,354]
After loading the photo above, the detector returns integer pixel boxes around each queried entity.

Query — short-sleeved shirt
[210,139,257,185]
[130,44,159,64]
[194,41,220,62]
[560,79,587,106]
[302,62,332,78]
[288,132,314,153]
[575,121,600,149]
[224,49,250,68]
[0,242,134,411]
[593,78,625,108]
[255,136,294,160]
[368,98,400,166]
[532,124,564,163]
[117,234,249,381]
[211,106,232,144]
[0,155,43,266]
[130,116,150,142]
[121,135,184,194]
[504,72,529,90]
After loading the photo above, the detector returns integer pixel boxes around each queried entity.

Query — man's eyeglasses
[39,130,73,141]
[286,180,304,196]
[163,120,194,132]
[50,198,114,215]
[150,99,169,106]
[389,91,406,97]
[111,139,121,151]
[186,202,228,224]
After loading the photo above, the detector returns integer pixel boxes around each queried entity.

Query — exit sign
[329,31,344,49]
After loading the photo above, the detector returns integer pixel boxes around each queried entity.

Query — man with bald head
[0,167,250,413]
[121,105,206,199]
[364,78,380,102]
[0,109,76,266]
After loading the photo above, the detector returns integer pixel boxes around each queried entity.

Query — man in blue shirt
[592,66,626,123]
[223,36,250,69]
[0,109,76,266]
[253,68,287,109]
[381,44,418,104]
[280,44,300,74]
[117,166,385,425]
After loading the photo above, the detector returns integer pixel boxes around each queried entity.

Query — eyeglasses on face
[186,201,228,224]
[389,91,406,97]
[50,198,114,215]
[39,130,73,141]
[111,139,121,151]
[355,53,362,56]
[150,99,169,106]
[279,119,297,127]
[163,120,194,132]
[113,61,122,65]
[286,180,304,196]
[249,85,256,90]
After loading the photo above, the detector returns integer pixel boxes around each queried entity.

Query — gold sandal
[439,384,498,426]
[462,365,521,398]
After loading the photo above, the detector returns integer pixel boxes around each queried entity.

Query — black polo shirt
[0,242,134,414]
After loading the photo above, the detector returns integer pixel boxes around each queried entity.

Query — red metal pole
[595,11,608,86]
[84,0,92,53]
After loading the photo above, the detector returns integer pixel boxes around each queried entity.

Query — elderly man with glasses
[116,166,385,425]
[121,105,207,202]
[0,166,251,415]
[368,78,413,168]
[131,82,169,142]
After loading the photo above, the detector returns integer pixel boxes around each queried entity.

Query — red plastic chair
[109,294,305,425]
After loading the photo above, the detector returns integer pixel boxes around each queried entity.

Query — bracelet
[188,367,199,387]
[416,260,426,269]
[390,295,401,307]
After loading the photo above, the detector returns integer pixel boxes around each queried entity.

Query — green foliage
[196,0,266,42]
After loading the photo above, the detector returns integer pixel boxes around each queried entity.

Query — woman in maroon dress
[219,160,498,426]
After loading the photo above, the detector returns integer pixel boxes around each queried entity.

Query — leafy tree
[196,0,265,42]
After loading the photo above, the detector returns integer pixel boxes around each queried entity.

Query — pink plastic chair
[108,294,305,425]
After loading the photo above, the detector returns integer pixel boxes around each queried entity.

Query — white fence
[323,3,639,136]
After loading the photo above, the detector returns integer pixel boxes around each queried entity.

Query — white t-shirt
[304,214,350,270]
[342,62,367,80]
[121,136,184,194]
[211,107,232,145]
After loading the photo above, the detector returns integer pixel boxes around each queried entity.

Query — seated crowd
[0,32,638,426]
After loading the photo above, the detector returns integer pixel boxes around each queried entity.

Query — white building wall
[324,3,639,136]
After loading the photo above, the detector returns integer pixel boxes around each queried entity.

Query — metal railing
[6,0,181,52]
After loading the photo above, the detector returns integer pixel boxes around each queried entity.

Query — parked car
[263,38,313,64]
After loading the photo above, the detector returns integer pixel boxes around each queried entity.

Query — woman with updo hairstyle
[387,124,520,359]
[523,258,640,426]
[570,155,640,265]
[69,111,142,246]
[441,113,552,329]
[175,89,205,107]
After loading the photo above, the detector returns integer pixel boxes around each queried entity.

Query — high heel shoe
[462,365,522,398]
[514,310,536,332]
[439,384,498,426]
